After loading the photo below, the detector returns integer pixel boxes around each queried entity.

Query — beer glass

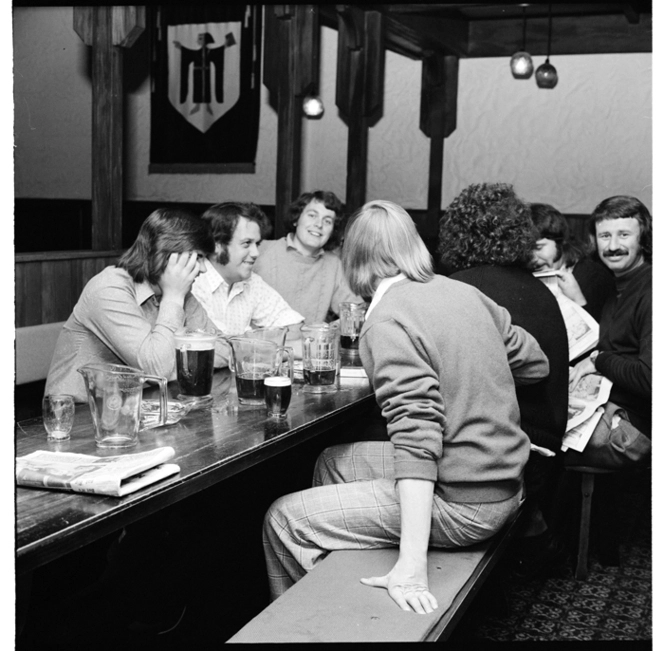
[301,323,339,393]
[228,337,294,406]
[339,302,367,354]
[174,329,217,402]
[42,394,75,441]
[264,376,292,417]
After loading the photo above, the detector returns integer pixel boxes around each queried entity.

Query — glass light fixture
[302,95,324,118]
[536,4,558,89]
[510,6,533,79]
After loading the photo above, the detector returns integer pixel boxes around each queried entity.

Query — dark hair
[201,202,270,265]
[117,208,214,283]
[530,202,586,266]
[588,195,652,263]
[437,183,537,273]
[287,190,346,251]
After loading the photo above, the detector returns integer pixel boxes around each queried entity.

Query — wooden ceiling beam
[468,13,651,57]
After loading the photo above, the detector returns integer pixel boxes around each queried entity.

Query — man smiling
[569,195,652,442]
[192,202,303,336]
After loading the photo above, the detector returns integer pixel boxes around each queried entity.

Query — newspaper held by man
[533,270,599,361]
[16,446,180,497]
[562,373,613,453]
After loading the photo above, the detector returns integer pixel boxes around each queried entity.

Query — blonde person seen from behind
[45,208,230,402]
[262,200,550,614]
[252,190,362,325]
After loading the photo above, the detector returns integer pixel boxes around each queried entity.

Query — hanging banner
[150,5,262,171]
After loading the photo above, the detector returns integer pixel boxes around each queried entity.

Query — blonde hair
[342,200,434,297]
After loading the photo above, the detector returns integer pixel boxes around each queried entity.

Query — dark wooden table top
[15,370,375,575]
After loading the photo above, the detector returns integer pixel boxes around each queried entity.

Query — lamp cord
[546,3,552,60]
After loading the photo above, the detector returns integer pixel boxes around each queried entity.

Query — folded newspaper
[16,446,180,497]
[533,271,599,361]
[562,373,613,453]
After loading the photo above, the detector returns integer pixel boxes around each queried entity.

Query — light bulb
[302,96,324,118]
[510,51,534,79]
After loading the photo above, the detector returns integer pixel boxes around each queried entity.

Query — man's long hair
[117,208,214,284]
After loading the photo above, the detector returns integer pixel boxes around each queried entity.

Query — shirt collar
[135,281,157,306]
[365,273,407,320]
[286,232,325,259]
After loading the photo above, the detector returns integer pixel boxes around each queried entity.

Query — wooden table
[15,370,375,575]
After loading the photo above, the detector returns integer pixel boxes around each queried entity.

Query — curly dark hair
[287,190,346,251]
[437,183,537,273]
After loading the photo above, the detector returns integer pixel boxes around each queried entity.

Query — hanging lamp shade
[510,51,534,79]
[535,58,558,88]
[536,4,558,89]
[510,6,533,79]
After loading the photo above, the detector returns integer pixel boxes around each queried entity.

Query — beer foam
[264,376,291,387]
[175,336,215,351]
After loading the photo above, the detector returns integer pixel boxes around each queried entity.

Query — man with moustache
[192,202,304,336]
[569,195,652,444]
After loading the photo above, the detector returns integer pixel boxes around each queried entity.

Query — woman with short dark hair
[45,208,229,401]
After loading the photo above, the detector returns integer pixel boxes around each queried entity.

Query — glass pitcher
[77,363,168,448]
[301,323,340,393]
[227,337,294,406]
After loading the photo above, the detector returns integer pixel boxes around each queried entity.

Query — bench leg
[575,473,594,580]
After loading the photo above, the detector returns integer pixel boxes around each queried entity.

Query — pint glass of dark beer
[264,376,292,417]
[174,329,217,401]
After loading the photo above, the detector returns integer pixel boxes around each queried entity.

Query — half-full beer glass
[301,323,339,393]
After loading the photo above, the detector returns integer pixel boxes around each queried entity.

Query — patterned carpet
[450,467,652,644]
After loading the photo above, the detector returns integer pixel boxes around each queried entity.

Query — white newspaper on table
[16,446,180,497]
[562,373,613,452]
[533,271,600,361]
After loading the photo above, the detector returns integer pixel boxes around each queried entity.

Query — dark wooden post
[420,52,458,238]
[336,7,384,215]
[263,5,320,238]
[73,6,144,251]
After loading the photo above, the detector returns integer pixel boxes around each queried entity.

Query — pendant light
[510,6,533,79]
[536,4,558,89]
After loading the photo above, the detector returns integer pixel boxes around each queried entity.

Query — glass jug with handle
[78,363,168,448]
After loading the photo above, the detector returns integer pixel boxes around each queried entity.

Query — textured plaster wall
[14,10,652,215]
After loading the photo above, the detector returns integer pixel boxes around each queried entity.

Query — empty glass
[43,394,75,441]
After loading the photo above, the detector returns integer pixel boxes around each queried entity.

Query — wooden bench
[228,507,524,643]
[15,322,65,386]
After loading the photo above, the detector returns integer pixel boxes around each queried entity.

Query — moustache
[604,250,627,258]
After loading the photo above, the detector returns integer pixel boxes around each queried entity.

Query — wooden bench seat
[228,507,524,643]
[15,321,65,385]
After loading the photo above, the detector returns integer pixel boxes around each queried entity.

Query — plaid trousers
[263,441,522,600]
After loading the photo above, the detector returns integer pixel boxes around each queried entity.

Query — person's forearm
[397,478,435,565]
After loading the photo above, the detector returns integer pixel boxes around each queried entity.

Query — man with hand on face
[192,202,304,337]
[568,195,652,442]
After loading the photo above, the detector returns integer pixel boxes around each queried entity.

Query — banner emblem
[168,22,242,134]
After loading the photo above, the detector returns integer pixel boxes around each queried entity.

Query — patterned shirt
[192,260,304,336]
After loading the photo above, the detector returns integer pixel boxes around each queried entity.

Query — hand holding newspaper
[533,271,599,361]
[562,372,613,453]
[16,447,180,497]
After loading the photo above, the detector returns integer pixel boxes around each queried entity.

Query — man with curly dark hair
[438,182,570,579]
[253,190,362,325]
